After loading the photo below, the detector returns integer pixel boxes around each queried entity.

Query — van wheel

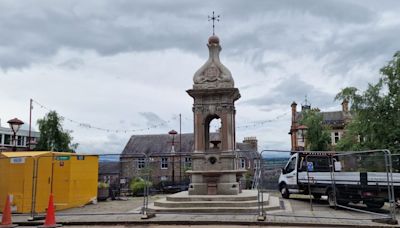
[280,184,290,199]
[312,194,322,200]
[365,201,385,209]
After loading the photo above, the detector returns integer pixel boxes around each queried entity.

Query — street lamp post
[140,151,156,219]
[169,130,177,184]
[7,118,24,152]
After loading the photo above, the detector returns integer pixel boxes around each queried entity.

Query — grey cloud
[58,58,84,69]
[244,75,334,109]
[77,133,129,154]
[1,0,398,70]
[139,112,168,127]
[324,26,400,75]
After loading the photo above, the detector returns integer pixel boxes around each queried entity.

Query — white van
[278,152,400,208]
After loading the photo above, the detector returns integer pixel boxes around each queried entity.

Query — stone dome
[192,36,234,89]
[208,35,220,44]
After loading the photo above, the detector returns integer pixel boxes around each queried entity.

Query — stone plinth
[187,169,247,195]
[187,151,246,195]
[147,190,282,214]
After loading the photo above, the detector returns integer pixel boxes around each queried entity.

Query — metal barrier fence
[0,150,398,225]
[0,152,258,218]
[0,153,107,220]
[257,149,398,224]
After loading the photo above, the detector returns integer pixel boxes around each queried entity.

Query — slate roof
[99,161,120,175]
[121,133,195,156]
[0,126,40,137]
[236,142,259,160]
[121,133,258,159]
[321,111,346,126]
[295,111,350,127]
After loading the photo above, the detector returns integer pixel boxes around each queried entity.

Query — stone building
[289,99,352,151]
[120,133,259,188]
[98,161,120,186]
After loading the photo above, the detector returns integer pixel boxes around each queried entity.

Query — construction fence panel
[331,150,396,222]
[258,150,291,192]
[0,153,101,220]
[256,150,398,224]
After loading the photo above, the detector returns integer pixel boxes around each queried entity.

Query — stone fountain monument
[186,34,246,195]
[147,34,281,215]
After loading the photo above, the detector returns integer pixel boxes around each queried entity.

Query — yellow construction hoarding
[0,151,98,213]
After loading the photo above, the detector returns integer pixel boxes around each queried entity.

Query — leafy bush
[98,182,109,189]
[129,178,152,196]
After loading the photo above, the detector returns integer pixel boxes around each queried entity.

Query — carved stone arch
[204,114,221,151]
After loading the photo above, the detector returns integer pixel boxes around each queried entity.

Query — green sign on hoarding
[55,156,70,161]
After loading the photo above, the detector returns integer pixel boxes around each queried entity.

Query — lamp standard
[140,151,154,218]
[168,129,177,184]
[7,118,24,151]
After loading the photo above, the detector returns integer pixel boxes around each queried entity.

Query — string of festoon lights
[32,99,288,133]
[183,112,289,131]
[236,112,288,129]
[32,99,173,134]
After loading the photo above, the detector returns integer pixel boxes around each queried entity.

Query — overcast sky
[1,0,399,154]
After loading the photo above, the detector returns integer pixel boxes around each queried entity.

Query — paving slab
[4,193,400,227]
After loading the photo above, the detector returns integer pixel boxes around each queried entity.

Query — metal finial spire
[208,11,220,35]
[301,95,311,110]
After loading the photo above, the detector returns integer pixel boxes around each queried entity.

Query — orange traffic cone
[0,194,17,228]
[38,193,61,228]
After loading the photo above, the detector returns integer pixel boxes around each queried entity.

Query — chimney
[342,99,349,112]
[243,137,258,151]
[291,101,297,123]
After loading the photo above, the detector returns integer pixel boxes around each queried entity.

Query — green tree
[335,51,400,152]
[300,108,332,151]
[36,111,78,152]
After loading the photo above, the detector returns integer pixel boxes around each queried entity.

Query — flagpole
[28,98,32,150]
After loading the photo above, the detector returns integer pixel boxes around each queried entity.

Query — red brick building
[289,99,352,151]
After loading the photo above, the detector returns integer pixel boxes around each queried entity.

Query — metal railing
[257,149,398,224]
[0,150,398,225]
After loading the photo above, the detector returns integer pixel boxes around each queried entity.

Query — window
[285,157,296,173]
[17,136,24,146]
[161,157,168,169]
[240,158,246,169]
[137,158,145,169]
[0,134,2,144]
[297,130,305,142]
[334,132,340,144]
[301,156,331,172]
[4,135,11,145]
[184,157,192,168]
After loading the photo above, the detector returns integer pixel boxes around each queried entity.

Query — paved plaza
[6,192,400,227]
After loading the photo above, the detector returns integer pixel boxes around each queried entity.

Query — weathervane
[208,11,220,35]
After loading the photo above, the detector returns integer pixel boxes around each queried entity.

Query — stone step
[166,195,259,202]
[166,190,261,202]
[147,203,281,214]
[154,199,268,208]
[146,190,283,214]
